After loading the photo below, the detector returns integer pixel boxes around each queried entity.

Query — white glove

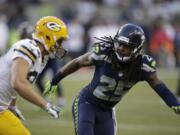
[171,105,180,115]
[45,103,61,119]
[9,106,25,120]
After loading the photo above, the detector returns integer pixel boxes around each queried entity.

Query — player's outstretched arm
[44,52,94,96]
[147,72,180,115]
[11,58,61,118]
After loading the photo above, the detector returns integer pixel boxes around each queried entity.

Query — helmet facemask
[49,38,67,59]
[114,40,136,62]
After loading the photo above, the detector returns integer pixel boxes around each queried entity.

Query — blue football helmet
[114,23,145,62]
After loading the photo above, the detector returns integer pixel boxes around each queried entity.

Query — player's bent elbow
[70,58,82,68]
[11,78,25,92]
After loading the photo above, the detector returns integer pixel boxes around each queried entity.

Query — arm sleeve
[153,83,180,107]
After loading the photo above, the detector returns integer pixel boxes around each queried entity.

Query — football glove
[9,106,25,120]
[171,106,180,114]
[43,81,58,96]
[45,103,61,119]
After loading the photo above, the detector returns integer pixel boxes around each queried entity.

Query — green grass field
[18,69,180,135]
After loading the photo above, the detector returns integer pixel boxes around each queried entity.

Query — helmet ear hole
[46,35,50,41]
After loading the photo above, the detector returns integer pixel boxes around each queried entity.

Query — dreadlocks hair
[93,36,119,69]
[122,55,143,83]
[93,36,143,83]
[94,36,114,44]
[93,36,125,71]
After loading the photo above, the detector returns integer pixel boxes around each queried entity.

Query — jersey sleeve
[90,43,109,65]
[12,40,38,66]
[141,55,156,79]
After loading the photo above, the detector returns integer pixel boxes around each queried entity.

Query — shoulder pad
[93,43,111,55]
[13,39,40,64]
[141,55,156,73]
[90,43,112,64]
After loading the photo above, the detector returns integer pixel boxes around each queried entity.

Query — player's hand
[45,103,61,119]
[43,81,58,96]
[171,106,180,114]
[9,106,25,120]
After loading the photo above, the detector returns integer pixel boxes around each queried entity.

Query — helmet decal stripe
[117,36,129,43]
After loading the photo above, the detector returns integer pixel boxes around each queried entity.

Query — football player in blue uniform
[44,23,180,135]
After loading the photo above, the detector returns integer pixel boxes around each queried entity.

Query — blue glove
[171,106,180,114]
[43,81,58,96]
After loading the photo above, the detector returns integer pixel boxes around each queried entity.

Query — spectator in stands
[149,17,174,67]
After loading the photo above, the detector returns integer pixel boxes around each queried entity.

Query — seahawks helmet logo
[46,22,61,32]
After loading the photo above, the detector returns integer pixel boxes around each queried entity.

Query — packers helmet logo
[46,22,61,32]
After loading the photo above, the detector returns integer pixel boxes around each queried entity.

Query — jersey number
[93,75,131,102]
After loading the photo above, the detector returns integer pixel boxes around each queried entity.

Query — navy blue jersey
[80,44,156,109]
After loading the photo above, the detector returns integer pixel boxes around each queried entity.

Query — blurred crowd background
[0,0,180,69]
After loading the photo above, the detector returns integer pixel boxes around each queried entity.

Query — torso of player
[0,39,48,110]
[81,45,156,108]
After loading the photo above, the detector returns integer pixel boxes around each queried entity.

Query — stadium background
[0,0,180,135]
